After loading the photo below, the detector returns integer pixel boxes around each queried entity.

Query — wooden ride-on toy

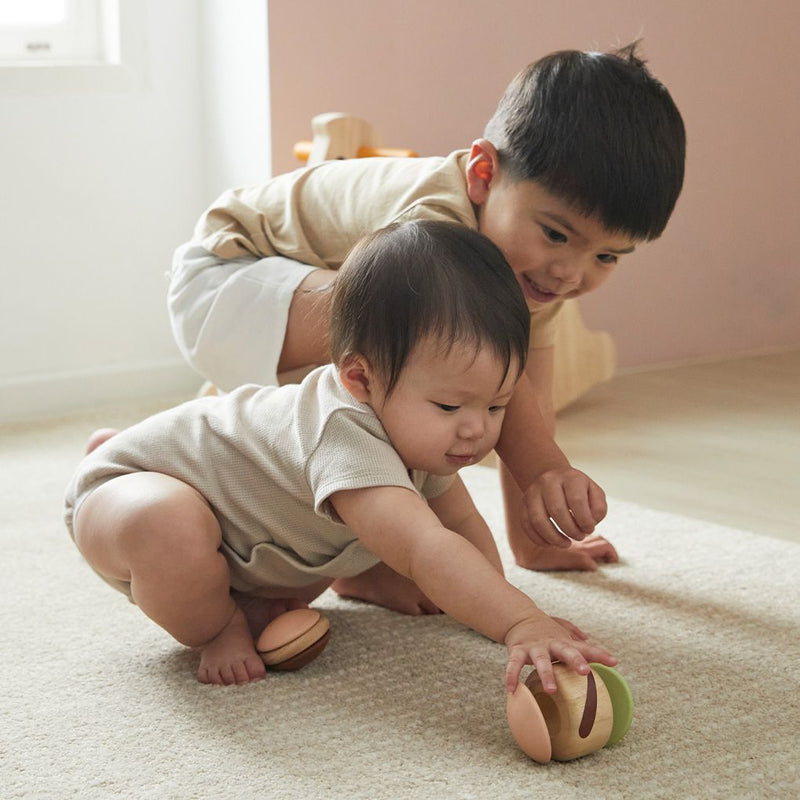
[507,662,634,763]
[293,112,418,166]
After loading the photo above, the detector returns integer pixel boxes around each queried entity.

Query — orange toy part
[293,141,418,163]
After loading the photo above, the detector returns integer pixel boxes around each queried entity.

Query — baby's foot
[85,427,120,454]
[233,593,310,639]
[332,561,441,616]
[197,606,266,685]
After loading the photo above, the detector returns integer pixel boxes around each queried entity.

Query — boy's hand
[520,467,608,548]
[504,614,618,693]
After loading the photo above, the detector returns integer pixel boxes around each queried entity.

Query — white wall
[0,0,270,423]
[200,0,270,199]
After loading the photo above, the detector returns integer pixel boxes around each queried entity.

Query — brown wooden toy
[256,608,331,671]
[507,662,634,763]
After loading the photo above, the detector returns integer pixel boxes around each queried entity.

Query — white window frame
[0,0,144,94]
[0,0,109,64]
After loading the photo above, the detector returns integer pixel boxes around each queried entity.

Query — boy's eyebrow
[541,211,637,254]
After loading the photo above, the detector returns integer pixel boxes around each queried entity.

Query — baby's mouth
[445,452,477,466]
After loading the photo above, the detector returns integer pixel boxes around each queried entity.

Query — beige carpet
[2,403,799,799]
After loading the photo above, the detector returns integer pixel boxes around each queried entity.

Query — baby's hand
[520,467,607,548]
[503,613,617,693]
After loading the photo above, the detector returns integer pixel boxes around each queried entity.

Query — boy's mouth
[519,274,561,304]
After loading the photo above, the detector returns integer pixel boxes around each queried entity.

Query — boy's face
[466,142,638,311]
[353,339,519,476]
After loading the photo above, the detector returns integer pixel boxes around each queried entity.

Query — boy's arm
[495,347,610,548]
[277,267,337,374]
[427,475,504,576]
[330,485,617,692]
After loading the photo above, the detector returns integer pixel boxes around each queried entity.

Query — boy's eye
[542,225,567,244]
[436,403,459,412]
[596,253,618,265]
[488,405,506,414]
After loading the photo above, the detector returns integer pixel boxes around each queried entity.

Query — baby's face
[477,177,638,311]
[372,339,519,475]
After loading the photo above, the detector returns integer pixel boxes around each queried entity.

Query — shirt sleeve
[305,409,420,523]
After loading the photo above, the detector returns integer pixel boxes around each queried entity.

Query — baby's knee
[78,473,219,568]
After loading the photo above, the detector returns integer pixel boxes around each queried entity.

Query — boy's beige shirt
[194,150,562,347]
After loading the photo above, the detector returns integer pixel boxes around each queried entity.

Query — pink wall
[268,0,800,368]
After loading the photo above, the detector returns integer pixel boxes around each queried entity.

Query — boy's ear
[466,139,500,205]
[338,354,373,403]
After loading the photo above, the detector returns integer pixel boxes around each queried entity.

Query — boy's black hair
[331,220,530,397]
[484,42,686,240]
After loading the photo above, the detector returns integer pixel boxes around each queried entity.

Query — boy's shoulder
[280,149,471,198]
[197,151,475,262]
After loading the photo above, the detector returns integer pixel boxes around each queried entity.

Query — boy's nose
[547,258,581,284]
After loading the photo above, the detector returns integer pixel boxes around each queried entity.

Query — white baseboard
[0,359,201,424]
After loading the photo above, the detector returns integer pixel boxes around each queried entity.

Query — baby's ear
[338,354,373,403]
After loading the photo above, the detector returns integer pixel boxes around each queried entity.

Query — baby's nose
[458,413,485,439]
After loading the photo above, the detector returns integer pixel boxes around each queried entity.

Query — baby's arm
[330,485,617,692]
[426,475,504,576]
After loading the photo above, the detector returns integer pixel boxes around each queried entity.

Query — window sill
[0,61,142,94]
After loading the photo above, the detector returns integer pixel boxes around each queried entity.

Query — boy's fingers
[522,500,572,548]
[537,484,582,540]
[588,480,608,523]
[563,487,597,535]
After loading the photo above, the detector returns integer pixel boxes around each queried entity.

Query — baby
[65,220,617,692]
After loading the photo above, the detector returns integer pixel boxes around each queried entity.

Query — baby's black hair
[484,42,686,240]
[331,220,530,396]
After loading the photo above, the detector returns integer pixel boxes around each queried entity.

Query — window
[0,0,142,94]
[0,0,117,64]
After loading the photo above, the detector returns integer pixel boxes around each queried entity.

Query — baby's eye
[436,403,460,412]
[488,405,506,414]
[597,253,618,265]
[542,225,567,244]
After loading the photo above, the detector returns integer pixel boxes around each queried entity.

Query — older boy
[168,43,685,591]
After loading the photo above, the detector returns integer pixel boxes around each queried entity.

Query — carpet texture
[1,406,799,799]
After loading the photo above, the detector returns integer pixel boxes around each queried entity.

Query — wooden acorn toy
[256,608,331,671]
[506,662,634,763]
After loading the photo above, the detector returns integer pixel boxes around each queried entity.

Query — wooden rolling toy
[506,663,634,763]
[256,608,331,671]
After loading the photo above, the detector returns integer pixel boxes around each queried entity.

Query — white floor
[553,349,800,545]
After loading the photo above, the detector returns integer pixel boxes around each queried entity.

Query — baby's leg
[332,562,441,616]
[73,471,266,685]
